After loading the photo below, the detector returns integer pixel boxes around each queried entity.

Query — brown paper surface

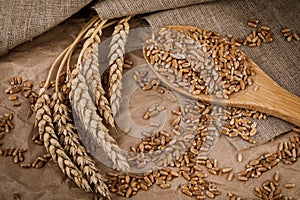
[0,9,299,200]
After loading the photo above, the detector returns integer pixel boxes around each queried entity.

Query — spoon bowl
[143,25,300,127]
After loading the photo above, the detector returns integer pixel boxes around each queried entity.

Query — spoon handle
[235,61,300,127]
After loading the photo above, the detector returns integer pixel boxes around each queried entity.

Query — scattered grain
[292,33,299,41]
[12,101,21,107]
[281,28,299,42]
[9,95,18,101]
[227,171,234,182]
[237,153,243,162]
[274,171,280,182]
[281,28,291,33]
[13,193,21,200]
[10,87,22,94]
[123,127,131,134]
[160,183,171,189]
[284,183,295,189]
[238,176,248,181]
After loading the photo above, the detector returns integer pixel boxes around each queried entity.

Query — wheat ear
[35,89,92,192]
[70,20,129,171]
[35,16,114,196]
[49,18,119,197]
[52,91,111,198]
[78,21,115,128]
[108,16,131,116]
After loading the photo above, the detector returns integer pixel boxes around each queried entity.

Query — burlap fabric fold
[93,0,300,150]
[92,0,216,20]
[0,0,92,56]
[0,0,215,57]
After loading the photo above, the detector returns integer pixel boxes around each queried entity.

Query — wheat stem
[43,47,69,90]
[55,17,101,92]
[44,16,100,91]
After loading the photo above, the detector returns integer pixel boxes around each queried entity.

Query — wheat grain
[284,183,295,189]
[239,135,300,180]
[254,172,284,199]
[35,89,92,192]
[144,27,253,98]
[9,95,18,101]
[20,163,31,168]
[13,193,21,200]
[108,16,131,116]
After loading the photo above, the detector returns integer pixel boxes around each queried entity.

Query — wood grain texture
[144,25,300,127]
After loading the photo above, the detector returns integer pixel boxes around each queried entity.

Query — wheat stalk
[52,91,111,198]
[35,89,93,192]
[49,18,119,197]
[55,16,101,92]
[108,16,131,116]
[70,20,129,171]
[34,16,117,196]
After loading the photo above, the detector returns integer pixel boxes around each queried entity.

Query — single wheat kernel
[237,153,243,162]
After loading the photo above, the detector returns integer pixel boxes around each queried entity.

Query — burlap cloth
[0,0,92,56]
[0,0,299,199]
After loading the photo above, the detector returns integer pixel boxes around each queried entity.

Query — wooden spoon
[143,25,300,127]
